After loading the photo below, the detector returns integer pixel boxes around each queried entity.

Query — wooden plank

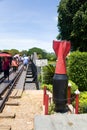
[0,125,11,130]
[0,113,16,118]
[14,89,23,98]
[15,71,26,90]
[5,100,19,106]
[9,89,18,98]
[9,70,26,98]
[9,89,23,98]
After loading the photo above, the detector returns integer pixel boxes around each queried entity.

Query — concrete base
[34,114,87,130]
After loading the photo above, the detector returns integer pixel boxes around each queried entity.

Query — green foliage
[38,73,42,83]
[71,2,87,51]
[41,84,53,93]
[41,84,55,114]
[20,50,28,56]
[48,102,55,115]
[40,84,55,114]
[27,47,56,61]
[40,80,78,95]
[57,0,87,51]
[27,47,47,59]
[48,61,56,66]
[57,0,79,40]
[0,47,56,61]
[79,92,87,113]
[46,53,56,61]
[4,49,19,56]
[72,91,87,113]
[2,49,10,53]
[42,64,55,84]
[68,80,78,95]
[67,51,87,91]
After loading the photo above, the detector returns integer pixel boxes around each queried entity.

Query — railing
[43,85,80,115]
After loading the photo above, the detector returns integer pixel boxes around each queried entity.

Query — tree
[27,47,47,59]
[20,50,28,56]
[57,0,87,51]
[71,2,87,51]
[0,49,20,56]
[46,52,56,61]
[9,49,19,56]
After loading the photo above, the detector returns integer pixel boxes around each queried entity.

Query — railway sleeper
[0,125,11,130]
[0,112,16,118]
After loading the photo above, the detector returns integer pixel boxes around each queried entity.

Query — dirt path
[0,90,43,130]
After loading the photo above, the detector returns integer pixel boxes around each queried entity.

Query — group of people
[1,57,19,82]
[0,55,30,82]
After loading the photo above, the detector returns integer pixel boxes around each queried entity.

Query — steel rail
[0,66,24,112]
[0,62,22,83]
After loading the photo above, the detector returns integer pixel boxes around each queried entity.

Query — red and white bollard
[67,83,71,104]
[75,89,80,114]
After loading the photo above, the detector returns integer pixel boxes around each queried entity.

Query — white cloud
[0,38,54,52]
[0,0,59,53]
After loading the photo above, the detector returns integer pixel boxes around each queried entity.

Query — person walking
[2,57,10,81]
[23,56,29,70]
[0,58,2,73]
[11,57,19,72]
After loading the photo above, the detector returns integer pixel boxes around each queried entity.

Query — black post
[53,74,68,112]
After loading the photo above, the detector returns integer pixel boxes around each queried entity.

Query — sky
[0,0,60,52]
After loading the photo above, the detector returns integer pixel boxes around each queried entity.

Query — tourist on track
[2,57,10,81]
[23,56,29,70]
[11,57,19,72]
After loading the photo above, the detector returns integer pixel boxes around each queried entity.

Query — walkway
[0,90,43,130]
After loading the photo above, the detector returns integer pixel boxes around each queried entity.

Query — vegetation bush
[72,92,87,114]
[79,92,87,113]
[68,80,78,95]
[67,51,87,91]
[41,84,53,93]
[48,102,55,115]
[41,79,78,96]
[42,64,55,84]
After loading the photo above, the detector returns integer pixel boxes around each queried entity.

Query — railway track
[0,61,39,113]
[0,69,13,84]
[0,64,24,112]
[0,62,22,84]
